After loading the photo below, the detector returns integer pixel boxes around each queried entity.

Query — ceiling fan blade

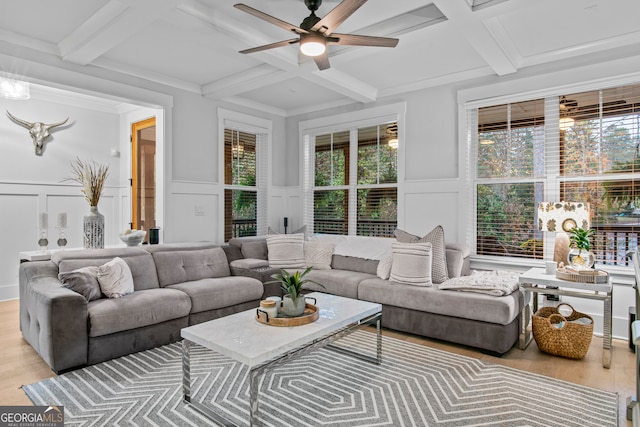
[312,0,368,35]
[330,33,399,47]
[313,52,331,70]
[234,4,306,34]
[239,38,300,54]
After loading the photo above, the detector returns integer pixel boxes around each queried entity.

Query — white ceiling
[0,0,639,116]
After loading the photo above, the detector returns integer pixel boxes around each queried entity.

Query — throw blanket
[438,270,520,296]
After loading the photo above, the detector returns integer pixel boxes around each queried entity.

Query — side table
[518,267,613,368]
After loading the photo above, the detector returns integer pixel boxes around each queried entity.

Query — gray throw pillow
[59,266,102,301]
[390,242,432,286]
[241,241,268,260]
[394,226,449,284]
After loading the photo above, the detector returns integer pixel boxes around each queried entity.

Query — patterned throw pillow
[59,266,102,301]
[97,257,135,298]
[376,254,393,280]
[266,233,306,269]
[389,242,433,286]
[268,224,307,239]
[394,226,449,284]
[304,241,335,270]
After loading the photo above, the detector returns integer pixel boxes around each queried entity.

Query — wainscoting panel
[171,192,219,243]
[1,193,39,297]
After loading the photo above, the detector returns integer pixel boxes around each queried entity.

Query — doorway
[131,117,156,241]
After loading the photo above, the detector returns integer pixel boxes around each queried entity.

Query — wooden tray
[256,303,319,327]
[556,268,609,284]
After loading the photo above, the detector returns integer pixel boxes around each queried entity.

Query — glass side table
[518,267,613,368]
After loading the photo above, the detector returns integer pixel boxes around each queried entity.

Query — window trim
[299,103,406,235]
[218,108,271,240]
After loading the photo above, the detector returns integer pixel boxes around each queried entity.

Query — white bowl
[119,230,146,246]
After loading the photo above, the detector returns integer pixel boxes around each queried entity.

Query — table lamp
[538,201,590,265]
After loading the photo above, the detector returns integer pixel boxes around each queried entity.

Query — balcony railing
[232,219,257,238]
[314,218,397,237]
[593,223,639,266]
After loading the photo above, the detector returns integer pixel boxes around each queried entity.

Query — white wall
[0,94,122,299]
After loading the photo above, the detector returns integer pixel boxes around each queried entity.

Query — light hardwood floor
[0,298,634,426]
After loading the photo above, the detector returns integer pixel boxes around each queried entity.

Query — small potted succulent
[267,267,324,317]
[567,226,596,269]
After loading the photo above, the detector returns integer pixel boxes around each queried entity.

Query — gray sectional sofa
[19,243,263,373]
[227,236,524,356]
[19,235,524,374]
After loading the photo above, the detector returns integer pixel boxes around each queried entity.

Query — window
[306,121,398,237]
[224,129,257,241]
[472,83,640,266]
[219,109,270,242]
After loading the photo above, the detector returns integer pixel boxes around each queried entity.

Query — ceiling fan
[234,0,399,70]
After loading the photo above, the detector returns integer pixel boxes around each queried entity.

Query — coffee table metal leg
[249,367,261,427]
[182,339,191,402]
[376,317,382,364]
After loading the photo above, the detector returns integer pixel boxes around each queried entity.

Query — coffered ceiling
[0,0,639,116]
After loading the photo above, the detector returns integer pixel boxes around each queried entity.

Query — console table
[518,267,613,368]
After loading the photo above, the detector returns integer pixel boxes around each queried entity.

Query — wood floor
[0,298,634,426]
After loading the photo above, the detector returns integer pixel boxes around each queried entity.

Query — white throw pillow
[304,241,335,270]
[389,242,432,286]
[266,233,305,269]
[97,257,135,298]
[376,254,393,280]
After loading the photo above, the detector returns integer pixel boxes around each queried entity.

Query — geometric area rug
[23,330,618,427]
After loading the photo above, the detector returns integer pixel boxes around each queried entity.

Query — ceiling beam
[58,0,179,65]
[432,0,517,76]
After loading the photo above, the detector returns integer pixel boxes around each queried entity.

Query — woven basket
[532,303,594,359]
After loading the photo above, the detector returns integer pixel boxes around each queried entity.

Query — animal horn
[6,110,34,129]
[43,117,69,130]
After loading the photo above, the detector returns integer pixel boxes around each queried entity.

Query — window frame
[300,103,406,236]
[218,108,271,241]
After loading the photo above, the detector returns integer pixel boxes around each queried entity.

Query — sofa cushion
[152,247,230,287]
[53,248,160,291]
[97,257,135,298]
[305,269,376,299]
[331,255,379,275]
[230,258,270,269]
[389,242,432,286]
[266,233,305,268]
[241,241,268,260]
[167,276,263,313]
[333,235,395,260]
[394,226,449,284]
[87,288,191,337]
[59,266,102,301]
[358,277,523,325]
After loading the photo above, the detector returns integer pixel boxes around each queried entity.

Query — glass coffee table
[181,292,382,426]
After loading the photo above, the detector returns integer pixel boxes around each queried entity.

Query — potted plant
[267,267,324,317]
[567,226,596,269]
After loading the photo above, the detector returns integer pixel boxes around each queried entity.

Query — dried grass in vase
[65,158,109,206]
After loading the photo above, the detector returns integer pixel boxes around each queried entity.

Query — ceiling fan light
[300,34,326,57]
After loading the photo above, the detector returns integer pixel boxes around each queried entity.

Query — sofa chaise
[227,233,524,356]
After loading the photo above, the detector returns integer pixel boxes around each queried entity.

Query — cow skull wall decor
[6,110,69,155]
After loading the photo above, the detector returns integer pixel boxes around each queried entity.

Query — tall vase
[84,206,104,249]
